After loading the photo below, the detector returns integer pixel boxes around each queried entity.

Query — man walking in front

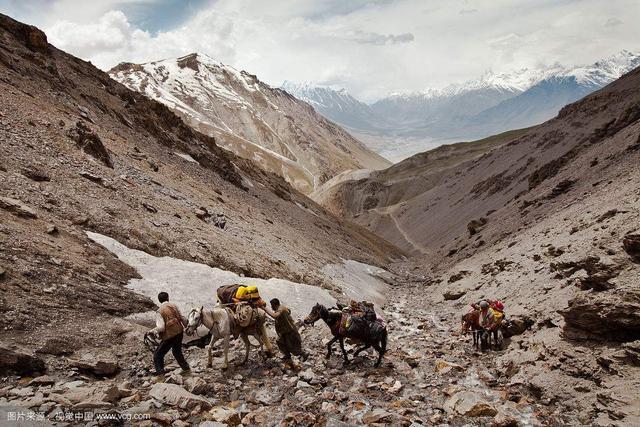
[152,292,190,375]
[263,298,308,367]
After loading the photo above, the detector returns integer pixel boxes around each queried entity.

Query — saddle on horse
[339,300,382,336]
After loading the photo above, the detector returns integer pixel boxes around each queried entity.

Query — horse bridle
[187,308,214,338]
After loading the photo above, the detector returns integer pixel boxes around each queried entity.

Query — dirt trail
[378,205,432,256]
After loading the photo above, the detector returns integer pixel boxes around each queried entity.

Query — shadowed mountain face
[109,54,390,194]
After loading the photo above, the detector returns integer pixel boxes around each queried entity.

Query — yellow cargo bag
[490,308,504,325]
[236,285,260,301]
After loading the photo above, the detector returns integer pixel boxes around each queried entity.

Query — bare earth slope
[313,127,532,253]
[109,54,390,194]
[0,14,402,355]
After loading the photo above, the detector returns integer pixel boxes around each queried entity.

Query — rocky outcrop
[467,217,487,236]
[0,14,48,54]
[561,289,640,341]
[550,256,622,291]
[69,353,120,376]
[67,121,114,168]
[0,345,45,375]
[0,196,38,218]
[623,233,640,261]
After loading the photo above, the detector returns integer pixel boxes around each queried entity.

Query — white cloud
[5,0,638,101]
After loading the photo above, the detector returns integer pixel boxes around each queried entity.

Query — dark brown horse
[304,303,387,367]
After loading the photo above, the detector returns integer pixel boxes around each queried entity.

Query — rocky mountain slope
[109,54,390,194]
[314,65,640,423]
[0,12,403,373]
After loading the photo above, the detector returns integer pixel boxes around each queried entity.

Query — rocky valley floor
[1,274,569,427]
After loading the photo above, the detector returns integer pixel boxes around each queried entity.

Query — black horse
[304,303,387,367]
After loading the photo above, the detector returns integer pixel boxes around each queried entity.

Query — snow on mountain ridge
[386,50,640,101]
[110,53,390,193]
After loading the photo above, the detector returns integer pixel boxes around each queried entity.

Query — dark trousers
[276,330,305,360]
[154,332,189,374]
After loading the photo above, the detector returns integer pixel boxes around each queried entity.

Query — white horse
[185,305,273,370]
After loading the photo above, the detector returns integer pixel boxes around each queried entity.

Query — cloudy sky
[1,0,638,101]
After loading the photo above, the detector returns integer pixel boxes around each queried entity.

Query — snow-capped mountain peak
[110,54,389,194]
[564,49,640,87]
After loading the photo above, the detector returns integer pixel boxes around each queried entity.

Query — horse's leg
[221,334,229,370]
[240,333,251,365]
[259,323,273,355]
[339,338,350,365]
[372,342,383,367]
[326,336,338,359]
[207,335,217,368]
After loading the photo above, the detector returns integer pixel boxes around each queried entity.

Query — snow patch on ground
[174,152,199,164]
[87,232,335,321]
[321,259,391,307]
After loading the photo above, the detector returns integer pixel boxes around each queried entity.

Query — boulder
[149,383,212,410]
[443,289,466,301]
[561,289,640,341]
[184,377,208,395]
[467,217,487,236]
[0,197,38,219]
[208,406,241,425]
[0,345,45,375]
[251,388,283,405]
[28,375,56,386]
[445,391,498,417]
[59,384,120,405]
[37,337,77,355]
[69,353,119,376]
[242,407,269,425]
[362,408,392,424]
[434,359,464,374]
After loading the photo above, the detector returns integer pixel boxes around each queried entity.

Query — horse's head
[185,306,204,335]
[304,303,325,325]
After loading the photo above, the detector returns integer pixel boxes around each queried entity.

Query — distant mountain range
[110,54,389,193]
[283,50,640,160]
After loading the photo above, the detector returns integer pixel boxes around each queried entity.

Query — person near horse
[263,298,308,366]
[478,300,495,330]
[151,292,190,375]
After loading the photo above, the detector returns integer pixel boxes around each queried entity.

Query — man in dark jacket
[263,298,308,365]
[151,292,190,375]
